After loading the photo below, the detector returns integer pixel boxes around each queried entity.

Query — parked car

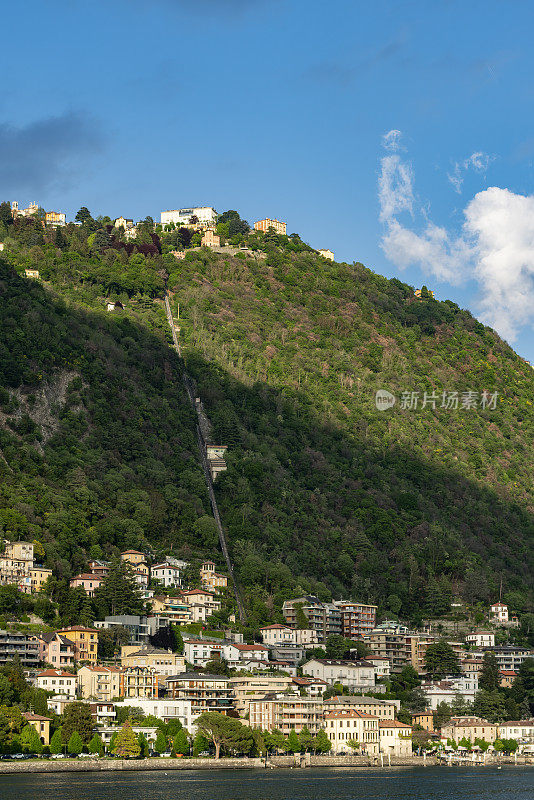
[51,753,65,759]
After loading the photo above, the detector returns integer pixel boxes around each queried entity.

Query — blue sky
[2,0,534,362]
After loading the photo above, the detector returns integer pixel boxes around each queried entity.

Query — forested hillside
[0,204,533,625]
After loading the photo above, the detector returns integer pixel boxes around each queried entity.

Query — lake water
[0,766,532,800]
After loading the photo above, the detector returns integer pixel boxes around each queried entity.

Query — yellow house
[121,645,186,676]
[57,626,99,663]
[77,665,121,701]
[120,550,147,566]
[199,561,228,590]
[29,567,53,593]
[23,712,51,746]
[323,710,380,755]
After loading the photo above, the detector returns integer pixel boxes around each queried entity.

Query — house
[498,719,534,746]
[254,218,287,235]
[23,713,51,746]
[120,550,146,566]
[489,602,509,624]
[46,694,73,716]
[114,217,134,230]
[131,567,149,588]
[414,288,435,298]
[466,631,495,648]
[182,637,225,666]
[106,299,124,312]
[365,656,391,679]
[120,645,186,676]
[291,676,328,696]
[98,725,160,747]
[235,659,298,677]
[38,632,75,668]
[199,560,228,590]
[113,698,194,730]
[323,710,380,755]
[318,249,334,260]
[151,563,184,589]
[36,669,77,698]
[269,644,307,666]
[440,716,499,744]
[24,269,40,279]
[302,658,376,690]
[45,211,66,227]
[260,624,297,646]
[379,719,412,756]
[160,207,218,229]
[323,695,399,720]
[181,589,221,614]
[249,692,324,734]
[230,674,294,716]
[70,573,103,597]
[148,597,192,627]
[56,626,99,663]
[224,643,270,666]
[166,672,233,716]
[499,670,518,688]
[77,665,121,701]
[87,560,110,578]
[411,710,434,731]
[89,702,116,725]
[421,675,479,710]
[29,567,53,593]
[0,540,35,592]
[201,229,220,247]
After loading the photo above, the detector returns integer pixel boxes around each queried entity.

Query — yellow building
[57,626,98,663]
[121,645,186,676]
[199,561,228,590]
[379,720,412,756]
[29,567,53,593]
[230,674,294,716]
[45,211,66,226]
[440,716,499,744]
[120,550,147,566]
[78,665,121,701]
[23,713,51,746]
[318,249,334,261]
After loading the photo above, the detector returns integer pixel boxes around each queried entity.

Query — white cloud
[382,129,403,152]
[447,150,493,194]
[378,133,534,342]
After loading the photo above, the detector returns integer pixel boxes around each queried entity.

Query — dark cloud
[0,111,105,194]
[303,36,406,88]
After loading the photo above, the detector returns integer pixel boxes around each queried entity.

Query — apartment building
[0,541,34,591]
[166,673,233,715]
[249,692,324,735]
[302,658,376,690]
[181,589,221,615]
[224,643,270,666]
[78,665,121,701]
[440,716,499,744]
[113,697,195,730]
[378,720,412,756]
[323,710,380,755]
[323,696,399,720]
[335,601,377,638]
[260,624,319,647]
[485,646,533,672]
[254,218,287,235]
[229,674,294,716]
[364,627,412,673]
[411,711,434,731]
[499,720,534,745]
[119,666,159,699]
[161,207,217,228]
[120,645,186,676]
[94,615,150,646]
[283,597,342,642]
[0,630,39,666]
[38,633,75,668]
[29,567,53,593]
[56,626,98,663]
[36,669,77,698]
[421,675,479,710]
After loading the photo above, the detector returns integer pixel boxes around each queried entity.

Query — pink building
[201,229,220,247]
[70,573,103,597]
[38,632,75,667]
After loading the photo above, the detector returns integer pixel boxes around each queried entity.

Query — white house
[489,602,509,624]
[260,624,295,646]
[151,563,183,589]
[160,207,217,228]
[36,670,77,698]
[323,710,380,754]
[365,656,391,679]
[421,675,479,710]
[379,720,412,756]
[183,638,225,666]
[466,631,495,648]
[113,698,196,731]
[223,643,270,665]
[499,719,534,747]
[302,659,376,689]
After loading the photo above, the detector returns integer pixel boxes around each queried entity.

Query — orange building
[254,218,286,235]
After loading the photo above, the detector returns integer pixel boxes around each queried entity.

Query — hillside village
[0,199,532,760]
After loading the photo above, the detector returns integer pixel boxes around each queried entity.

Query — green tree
[89,733,104,756]
[61,702,94,744]
[68,731,83,755]
[347,738,360,751]
[154,729,167,754]
[95,557,144,616]
[473,690,508,722]
[137,731,149,757]
[173,728,189,755]
[299,725,313,752]
[314,729,332,753]
[479,652,500,692]
[287,729,301,753]
[192,730,210,756]
[194,712,253,759]
[50,729,63,754]
[113,720,141,758]
[424,640,460,678]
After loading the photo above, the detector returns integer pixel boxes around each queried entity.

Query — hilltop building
[318,249,334,260]
[254,218,286,235]
[161,207,217,228]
